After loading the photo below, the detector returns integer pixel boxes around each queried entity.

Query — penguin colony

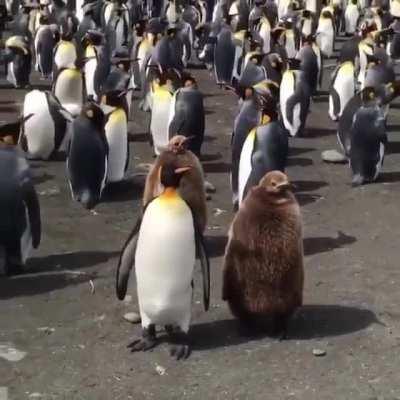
[0,0,399,359]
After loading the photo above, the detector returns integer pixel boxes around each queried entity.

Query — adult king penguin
[116,160,210,360]
[0,143,41,275]
[66,102,108,209]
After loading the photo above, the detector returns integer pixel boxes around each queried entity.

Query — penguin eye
[271,181,277,187]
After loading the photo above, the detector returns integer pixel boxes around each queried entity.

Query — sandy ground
[2,40,400,400]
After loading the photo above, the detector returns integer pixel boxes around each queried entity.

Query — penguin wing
[21,180,41,249]
[115,213,143,300]
[193,214,210,311]
[285,93,299,126]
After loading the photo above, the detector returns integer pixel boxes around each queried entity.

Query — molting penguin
[66,102,108,209]
[168,75,205,157]
[349,87,387,186]
[21,90,72,160]
[279,58,311,137]
[237,102,288,206]
[223,170,303,338]
[329,60,355,121]
[4,36,32,89]
[100,91,129,184]
[0,144,41,275]
[143,135,208,233]
[53,64,84,117]
[116,160,210,359]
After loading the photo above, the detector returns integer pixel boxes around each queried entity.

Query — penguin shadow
[204,135,217,142]
[0,250,119,299]
[387,124,400,133]
[203,162,231,174]
[377,171,400,183]
[303,231,356,256]
[289,147,315,156]
[205,109,216,116]
[305,127,336,138]
[293,180,328,192]
[128,132,150,143]
[386,140,400,154]
[287,157,313,167]
[0,105,19,113]
[200,153,222,162]
[31,172,55,185]
[190,305,379,350]
[205,235,228,258]
[102,176,145,203]
[312,91,329,103]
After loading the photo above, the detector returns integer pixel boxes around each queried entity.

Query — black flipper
[193,216,210,311]
[21,180,41,249]
[330,87,341,118]
[285,93,298,126]
[116,214,142,300]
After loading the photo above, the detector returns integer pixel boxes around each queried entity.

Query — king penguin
[66,102,108,209]
[344,0,359,36]
[316,10,335,58]
[0,144,41,275]
[116,160,210,360]
[329,60,355,121]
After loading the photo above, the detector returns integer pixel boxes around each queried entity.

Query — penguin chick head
[168,135,193,154]
[160,163,192,188]
[259,171,292,195]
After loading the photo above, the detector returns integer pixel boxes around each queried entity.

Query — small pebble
[29,393,43,399]
[321,150,347,164]
[123,312,141,324]
[312,348,326,357]
[205,181,216,193]
[155,364,166,376]
[37,327,55,335]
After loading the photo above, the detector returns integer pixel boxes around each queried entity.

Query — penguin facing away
[0,144,41,275]
[223,170,303,338]
[66,103,108,209]
[116,161,210,360]
[143,135,208,233]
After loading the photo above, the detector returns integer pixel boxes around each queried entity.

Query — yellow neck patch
[109,108,127,124]
[85,45,96,58]
[153,85,172,102]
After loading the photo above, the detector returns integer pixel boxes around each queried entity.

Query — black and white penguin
[316,10,335,58]
[100,91,129,184]
[299,10,316,39]
[168,75,205,157]
[20,90,72,160]
[238,52,267,89]
[387,19,400,59]
[53,65,84,117]
[105,3,131,52]
[238,107,288,205]
[116,160,210,359]
[344,0,359,35]
[329,60,356,121]
[0,144,41,275]
[53,28,77,73]
[66,102,108,209]
[279,59,311,137]
[349,88,387,186]
[4,36,32,89]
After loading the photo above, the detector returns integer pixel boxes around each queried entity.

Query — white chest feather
[238,129,255,204]
[151,88,173,155]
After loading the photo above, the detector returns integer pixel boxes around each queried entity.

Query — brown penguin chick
[222,171,304,338]
[142,135,208,232]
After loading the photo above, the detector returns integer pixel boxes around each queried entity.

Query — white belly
[135,200,196,326]
[280,71,300,136]
[317,22,334,58]
[238,130,255,204]
[151,96,172,155]
[330,71,355,119]
[23,91,55,159]
[54,71,83,117]
[7,61,16,87]
[105,111,128,182]
[20,206,32,265]
[345,7,359,33]
[84,59,97,100]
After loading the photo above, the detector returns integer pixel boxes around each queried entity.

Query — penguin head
[38,13,50,25]
[360,86,377,105]
[259,171,293,195]
[302,9,311,18]
[83,30,104,47]
[182,73,197,88]
[168,135,192,154]
[160,163,192,189]
[101,90,127,109]
[81,103,105,131]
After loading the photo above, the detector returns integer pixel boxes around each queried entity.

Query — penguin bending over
[223,170,303,338]
[0,144,41,275]
[116,160,210,360]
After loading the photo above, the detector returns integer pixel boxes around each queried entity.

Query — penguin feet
[166,326,191,360]
[128,325,157,352]
[274,315,289,341]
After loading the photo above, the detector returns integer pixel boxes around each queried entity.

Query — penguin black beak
[175,166,192,174]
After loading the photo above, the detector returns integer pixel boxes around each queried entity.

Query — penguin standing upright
[344,0,359,35]
[168,75,205,157]
[143,135,208,233]
[116,160,210,360]
[316,10,335,58]
[280,59,311,137]
[4,36,32,89]
[53,64,84,117]
[329,60,355,121]
[299,10,315,39]
[100,91,129,183]
[53,28,77,74]
[20,90,72,160]
[66,103,108,209]
[237,101,288,205]
[0,144,41,275]
[349,88,387,186]
[223,170,303,338]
